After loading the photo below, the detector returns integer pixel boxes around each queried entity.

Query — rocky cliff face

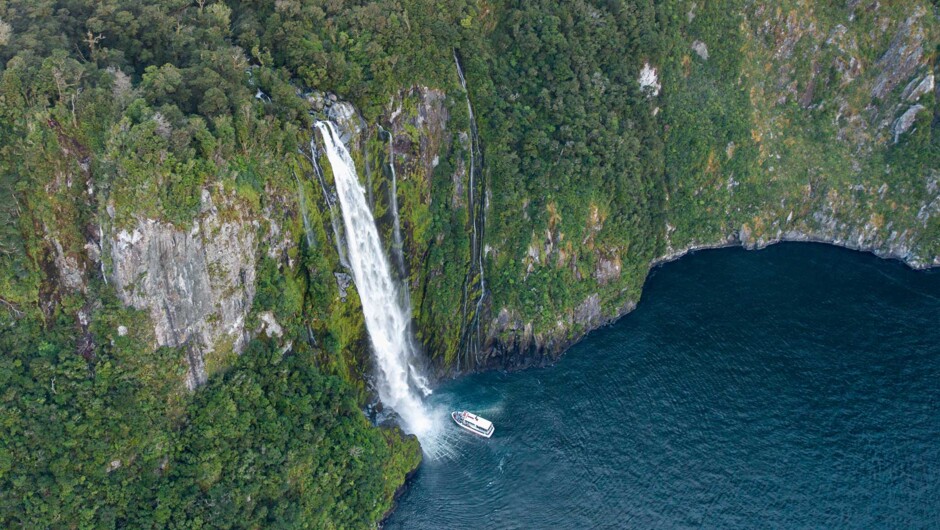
[436,0,940,372]
[109,187,257,389]
[657,1,939,269]
[32,2,934,387]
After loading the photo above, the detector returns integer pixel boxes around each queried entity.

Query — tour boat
[451,410,495,438]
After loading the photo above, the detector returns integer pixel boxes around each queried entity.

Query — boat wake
[421,429,471,461]
[418,402,502,461]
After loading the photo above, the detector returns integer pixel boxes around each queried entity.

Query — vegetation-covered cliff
[0,0,936,526]
[475,0,940,367]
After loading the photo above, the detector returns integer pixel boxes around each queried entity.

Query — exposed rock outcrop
[110,188,257,389]
[386,87,449,210]
[326,101,363,145]
[902,73,934,102]
[691,40,709,60]
[870,7,927,100]
[50,236,87,293]
[258,311,283,338]
[893,104,926,143]
[638,62,660,96]
[334,272,353,302]
[476,294,636,372]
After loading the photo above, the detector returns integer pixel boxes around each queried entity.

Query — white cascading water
[308,140,351,269]
[292,172,315,249]
[315,121,433,437]
[378,125,407,280]
[454,51,487,364]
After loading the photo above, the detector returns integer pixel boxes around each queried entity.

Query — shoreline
[383,236,938,524]
[439,234,938,379]
[654,229,939,270]
[379,457,422,529]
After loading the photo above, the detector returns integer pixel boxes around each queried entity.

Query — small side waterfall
[292,171,315,248]
[378,124,407,280]
[315,121,432,436]
[454,50,488,366]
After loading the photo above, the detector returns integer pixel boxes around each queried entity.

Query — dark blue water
[386,244,940,529]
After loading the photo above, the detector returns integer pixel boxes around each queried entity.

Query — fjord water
[387,243,940,528]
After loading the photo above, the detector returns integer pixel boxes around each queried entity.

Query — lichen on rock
[110,187,257,389]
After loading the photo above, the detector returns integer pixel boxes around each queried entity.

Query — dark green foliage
[0,0,936,526]
[471,0,666,332]
[0,311,419,528]
[163,340,420,529]
[0,302,183,527]
[231,0,478,119]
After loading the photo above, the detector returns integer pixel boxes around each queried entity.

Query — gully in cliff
[452,411,495,438]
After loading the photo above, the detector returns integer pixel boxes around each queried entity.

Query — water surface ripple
[386,244,940,529]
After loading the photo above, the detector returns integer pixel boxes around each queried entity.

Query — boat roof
[464,412,492,430]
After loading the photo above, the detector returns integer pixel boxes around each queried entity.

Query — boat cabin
[452,410,495,438]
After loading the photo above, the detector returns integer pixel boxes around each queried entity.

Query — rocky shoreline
[387,232,940,525]
[443,234,939,379]
[379,459,423,529]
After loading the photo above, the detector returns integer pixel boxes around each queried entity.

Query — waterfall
[315,121,432,436]
[292,171,315,248]
[454,50,487,365]
[307,139,350,269]
[378,124,407,280]
[98,225,108,285]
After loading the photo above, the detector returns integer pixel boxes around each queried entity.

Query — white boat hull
[452,411,494,438]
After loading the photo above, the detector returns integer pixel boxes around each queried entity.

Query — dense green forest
[0,0,936,527]
[0,0,446,526]
[0,320,419,527]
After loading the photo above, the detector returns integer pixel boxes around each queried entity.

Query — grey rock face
[51,237,86,293]
[327,101,363,144]
[258,311,283,338]
[383,86,450,291]
[871,7,926,100]
[386,87,449,191]
[893,104,926,143]
[477,291,631,374]
[691,40,709,60]
[902,73,934,102]
[334,272,353,302]
[306,91,326,111]
[573,293,602,329]
[110,189,256,389]
[594,255,622,284]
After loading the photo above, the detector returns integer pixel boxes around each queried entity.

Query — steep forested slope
[0,0,936,526]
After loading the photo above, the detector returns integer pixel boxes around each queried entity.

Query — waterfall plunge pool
[387,243,940,528]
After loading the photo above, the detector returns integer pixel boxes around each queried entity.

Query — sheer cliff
[0,0,937,527]
[382,0,940,371]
